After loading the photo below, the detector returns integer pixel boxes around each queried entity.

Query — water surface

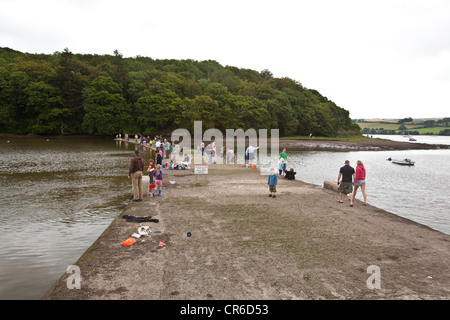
[285,149,450,235]
[0,137,145,299]
[1,135,448,300]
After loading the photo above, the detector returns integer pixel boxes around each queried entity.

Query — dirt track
[44,163,450,300]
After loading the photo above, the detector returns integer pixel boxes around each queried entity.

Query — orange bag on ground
[122,238,136,246]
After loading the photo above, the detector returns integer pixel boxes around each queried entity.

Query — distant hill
[0,47,360,137]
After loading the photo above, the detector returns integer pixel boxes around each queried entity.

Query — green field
[358,122,416,130]
[358,123,450,132]
[413,126,450,134]
[280,135,376,142]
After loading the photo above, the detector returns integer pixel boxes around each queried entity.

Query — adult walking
[337,160,355,205]
[128,150,144,202]
[164,140,170,159]
[351,160,367,206]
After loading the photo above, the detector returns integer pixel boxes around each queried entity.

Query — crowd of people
[197,142,237,164]
[126,134,189,200]
[126,135,367,206]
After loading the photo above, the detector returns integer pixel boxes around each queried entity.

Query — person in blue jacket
[267,168,278,198]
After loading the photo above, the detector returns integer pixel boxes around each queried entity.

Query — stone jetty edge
[43,163,450,300]
[42,139,450,300]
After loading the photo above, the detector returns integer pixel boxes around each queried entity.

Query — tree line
[0,47,360,137]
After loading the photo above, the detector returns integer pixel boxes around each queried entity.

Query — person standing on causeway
[268,168,278,198]
[152,164,163,196]
[351,160,367,206]
[337,160,355,205]
[128,150,144,202]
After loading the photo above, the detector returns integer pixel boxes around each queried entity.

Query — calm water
[258,134,450,235]
[0,137,148,300]
[286,149,450,235]
[1,135,449,300]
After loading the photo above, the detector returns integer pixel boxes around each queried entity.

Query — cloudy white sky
[1,0,449,119]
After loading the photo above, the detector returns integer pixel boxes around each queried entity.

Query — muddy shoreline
[3,134,449,151]
[279,138,449,151]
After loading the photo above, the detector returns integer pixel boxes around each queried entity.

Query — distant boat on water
[405,131,417,141]
[392,158,415,166]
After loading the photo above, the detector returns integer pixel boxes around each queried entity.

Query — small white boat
[392,158,415,166]
[409,137,417,141]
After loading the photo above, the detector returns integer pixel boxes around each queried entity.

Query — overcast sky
[1,0,449,119]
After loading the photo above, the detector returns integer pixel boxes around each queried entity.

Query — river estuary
[0,135,449,299]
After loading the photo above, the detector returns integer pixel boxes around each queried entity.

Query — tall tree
[260,69,273,80]
[54,48,88,132]
[134,79,180,135]
[111,49,130,98]
[25,81,70,134]
[82,74,132,135]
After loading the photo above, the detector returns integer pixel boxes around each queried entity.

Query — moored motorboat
[392,158,415,165]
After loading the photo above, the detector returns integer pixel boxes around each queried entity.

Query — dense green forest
[0,47,360,137]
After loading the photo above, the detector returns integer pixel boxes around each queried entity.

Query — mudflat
[279,138,450,151]
[44,164,450,300]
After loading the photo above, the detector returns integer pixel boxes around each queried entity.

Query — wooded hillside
[0,47,360,137]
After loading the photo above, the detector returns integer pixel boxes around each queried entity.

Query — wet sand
[44,163,450,300]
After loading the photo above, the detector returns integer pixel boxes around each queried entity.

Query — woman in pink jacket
[350,160,367,207]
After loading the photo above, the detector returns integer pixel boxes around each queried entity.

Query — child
[267,168,278,198]
[156,149,162,166]
[278,158,285,175]
[147,159,155,184]
[152,164,163,196]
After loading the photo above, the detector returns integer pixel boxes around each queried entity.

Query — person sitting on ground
[170,154,180,169]
[182,154,190,164]
[180,154,191,169]
[284,168,296,180]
